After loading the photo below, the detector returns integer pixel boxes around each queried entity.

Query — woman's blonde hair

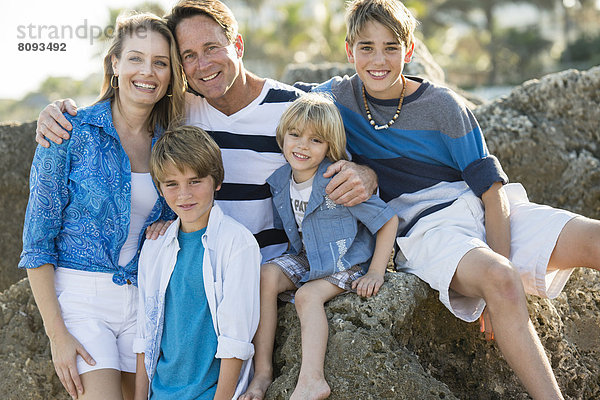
[276,92,348,162]
[97,12,186,134]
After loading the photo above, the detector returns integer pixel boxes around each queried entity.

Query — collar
[162,203,225,248]
[80,100,113,128]
[186,86,203,97]
[267,159,332,193]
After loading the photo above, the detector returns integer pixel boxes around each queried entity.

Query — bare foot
[239,373,273,400]
[289,376,330,400]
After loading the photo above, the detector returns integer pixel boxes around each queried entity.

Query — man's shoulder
[260,79,304,104]
[64,101,110,128]
[314,74,356,94]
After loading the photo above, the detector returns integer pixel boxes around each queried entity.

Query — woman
[19,12,185,400]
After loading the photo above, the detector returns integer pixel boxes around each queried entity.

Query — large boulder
[477,66,600,218]
[0,121,37,291]
[0,279,69,400]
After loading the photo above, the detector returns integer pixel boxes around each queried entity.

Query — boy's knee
[294,285,318,311]
[482,261,524,303]
[260,263,283,289]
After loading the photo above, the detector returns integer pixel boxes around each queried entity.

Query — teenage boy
[133,125,260,399]
[307,1,600,399]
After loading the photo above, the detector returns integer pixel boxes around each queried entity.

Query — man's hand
[323,160,377,207]
[36,99,78,148]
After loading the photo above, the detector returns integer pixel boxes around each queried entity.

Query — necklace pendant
[374,124,388,130]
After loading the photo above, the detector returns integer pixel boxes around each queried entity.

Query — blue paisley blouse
[19,100,171,286]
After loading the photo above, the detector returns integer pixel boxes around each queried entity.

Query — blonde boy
[134,126,261,399]
[241,93,398,400]
[308,0,600,399]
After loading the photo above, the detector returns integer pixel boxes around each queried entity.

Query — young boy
[241,92,398,400]
[311,0,600,399]
[133,126,261,400]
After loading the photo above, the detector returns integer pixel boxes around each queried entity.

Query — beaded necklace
[362,74,406,130]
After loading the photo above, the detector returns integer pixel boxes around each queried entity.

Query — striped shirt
[315,74,508,235]
[185,79,303,261]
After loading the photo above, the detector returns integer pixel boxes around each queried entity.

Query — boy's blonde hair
[345,0,417,48]
[150,125,224,190]
[276,93,348,162]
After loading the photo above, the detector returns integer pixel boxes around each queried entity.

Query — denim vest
[267,160,396,282]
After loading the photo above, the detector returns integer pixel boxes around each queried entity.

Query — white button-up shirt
[134,204,261,399]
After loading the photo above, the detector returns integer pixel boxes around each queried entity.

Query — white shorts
[54,268,138,374]
[395,183,577,322]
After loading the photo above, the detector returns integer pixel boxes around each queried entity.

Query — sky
[0,0,172,100]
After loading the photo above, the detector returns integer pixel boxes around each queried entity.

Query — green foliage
[497,26,552,84]
[241,0,348,76]
[95,2,168,56]
[562,34,600,66]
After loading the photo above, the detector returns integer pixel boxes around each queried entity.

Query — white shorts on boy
[54,268,138,374]
[395,183,577,322]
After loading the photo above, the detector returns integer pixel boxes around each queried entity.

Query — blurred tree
[241,0,348,77]
[421,0,555,85]
[559,0,600,64]
[561,33,600,66]
[497,26,552,83]
[95,2,168,57]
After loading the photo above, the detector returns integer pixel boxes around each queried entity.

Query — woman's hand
[145,219,174,240]
[49,330,95,399]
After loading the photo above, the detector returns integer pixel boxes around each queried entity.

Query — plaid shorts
[268,250,364,302]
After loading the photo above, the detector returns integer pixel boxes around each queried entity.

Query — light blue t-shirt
[150,227,220,399]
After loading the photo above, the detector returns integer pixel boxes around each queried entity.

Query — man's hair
[345,0,417,48]
[150,125,224,190]
[276,92,348,163]
[165,0,238,44]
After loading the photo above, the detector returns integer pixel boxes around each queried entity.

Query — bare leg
[452,248,563,400]
[239,263,296,400]
[77,369,123,400]
[121,371,135,400]
[548,216,600,270]
[290,280,344,400]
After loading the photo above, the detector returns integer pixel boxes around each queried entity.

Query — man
[35,0,376,262]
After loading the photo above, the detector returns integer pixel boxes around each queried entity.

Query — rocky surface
[1,66,600,399]
[0,121,37,291]
[477,67,600,218]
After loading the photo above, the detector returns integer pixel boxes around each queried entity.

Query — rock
[0,121,37,291]
[267,273,458,399]
[0,279,68,400]
[476,66,600,217]
[2,66,600,399]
